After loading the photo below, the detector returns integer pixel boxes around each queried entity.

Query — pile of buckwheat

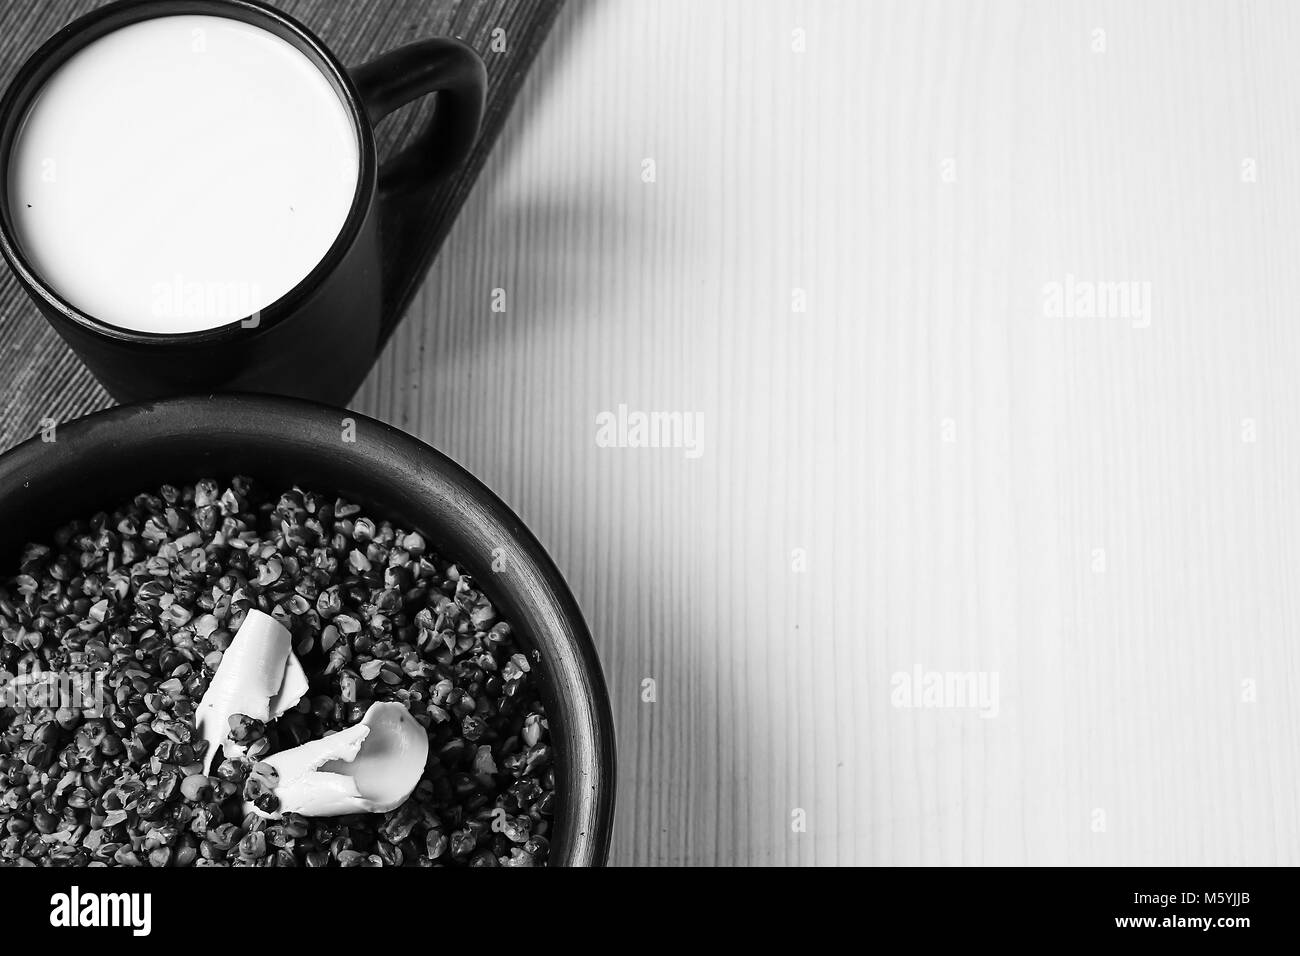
[0,477,554,866]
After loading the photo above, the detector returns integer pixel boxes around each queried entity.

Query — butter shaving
[251,702,428,818]
[195,608,308,772]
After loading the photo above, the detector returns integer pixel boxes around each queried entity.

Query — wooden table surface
[6,0,1300,867]
[356,0,1300,866]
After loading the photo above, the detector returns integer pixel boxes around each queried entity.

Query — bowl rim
[0,393,616,866]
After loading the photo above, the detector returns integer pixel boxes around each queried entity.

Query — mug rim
[0,0,378,348]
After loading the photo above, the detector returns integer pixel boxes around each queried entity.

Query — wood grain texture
[356,0,1300,865]
[0,0,564,450]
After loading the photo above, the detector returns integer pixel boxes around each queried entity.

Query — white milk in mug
[7,14,359,333]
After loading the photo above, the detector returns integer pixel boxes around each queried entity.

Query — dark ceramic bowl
[0,394,615,866]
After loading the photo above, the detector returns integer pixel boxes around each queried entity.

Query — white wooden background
[355,0,1300,865]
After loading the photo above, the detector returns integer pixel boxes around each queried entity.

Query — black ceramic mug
[0,0,486,405]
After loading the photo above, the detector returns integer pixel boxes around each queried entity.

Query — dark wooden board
[0,0,563,452]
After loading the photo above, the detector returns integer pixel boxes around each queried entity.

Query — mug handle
[350,39,487,330]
